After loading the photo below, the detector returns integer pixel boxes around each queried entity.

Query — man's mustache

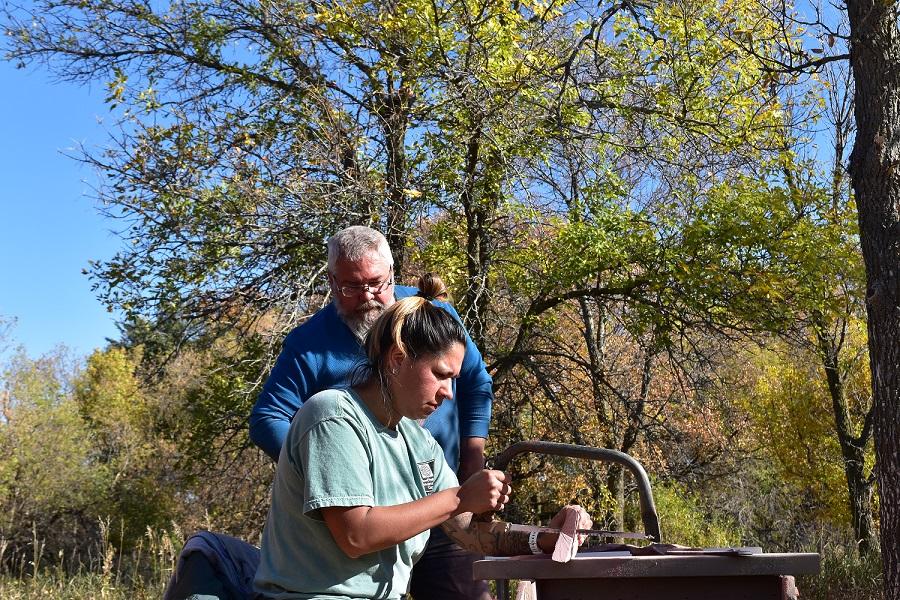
[355,300,385,313]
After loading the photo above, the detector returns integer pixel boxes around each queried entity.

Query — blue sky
[0,59,121,359]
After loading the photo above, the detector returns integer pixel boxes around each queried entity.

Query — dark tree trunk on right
[846,1,900,597]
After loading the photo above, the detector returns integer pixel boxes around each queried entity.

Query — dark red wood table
[474,551,820,600]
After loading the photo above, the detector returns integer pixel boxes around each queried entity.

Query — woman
[253,274,589,599]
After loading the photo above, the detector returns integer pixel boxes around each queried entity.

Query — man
[250,225,493,600]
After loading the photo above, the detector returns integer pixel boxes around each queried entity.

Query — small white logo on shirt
[417,460,435,494]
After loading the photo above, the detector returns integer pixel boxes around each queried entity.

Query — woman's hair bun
[416,273,448,301]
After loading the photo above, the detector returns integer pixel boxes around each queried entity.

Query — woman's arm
[439,505,592,556]
[321,469,510,558]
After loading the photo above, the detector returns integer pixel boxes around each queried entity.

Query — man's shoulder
[395,284,456,312]
[394,284,418,300]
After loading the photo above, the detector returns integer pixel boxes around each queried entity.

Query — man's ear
[387,344,406,373]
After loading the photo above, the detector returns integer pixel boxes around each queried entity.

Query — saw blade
[507,523,655,541]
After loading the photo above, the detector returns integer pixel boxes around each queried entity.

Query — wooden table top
[474,552,821,580]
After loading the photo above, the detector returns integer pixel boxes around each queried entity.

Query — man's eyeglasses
[333,269,394,297]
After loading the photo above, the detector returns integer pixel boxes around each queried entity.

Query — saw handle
[487,440,662,543]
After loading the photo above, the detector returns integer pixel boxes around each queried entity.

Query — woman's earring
[391,368,398,375]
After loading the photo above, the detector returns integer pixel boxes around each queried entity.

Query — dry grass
[1,521,885,600]
[797,544,883,600]
[0,519,181,600]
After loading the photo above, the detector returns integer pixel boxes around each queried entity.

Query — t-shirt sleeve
[298,417,375,514]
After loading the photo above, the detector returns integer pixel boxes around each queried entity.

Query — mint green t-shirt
[254,388,459,600]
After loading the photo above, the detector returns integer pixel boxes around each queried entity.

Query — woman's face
[389,342,465,421]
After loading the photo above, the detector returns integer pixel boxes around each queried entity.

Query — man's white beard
[337,299,386,341]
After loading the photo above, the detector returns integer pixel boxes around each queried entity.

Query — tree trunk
[579,297,612,430]
[460,128,495,348]
[375,85,412,279]
[384,113,408,279]
[816,327,876,555]
[579,298,624,531]
[846,1,900,596]
[606,463,625,533]
[845,445,876,553]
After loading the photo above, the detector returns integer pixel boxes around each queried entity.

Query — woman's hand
[455,469,511,515]
[439,502,593,557]
[548,504,592,531]
[537,505,593,553]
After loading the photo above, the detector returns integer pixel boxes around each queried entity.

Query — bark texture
[846,1,900,596]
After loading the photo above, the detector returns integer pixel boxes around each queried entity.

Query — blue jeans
[408,527,492,600]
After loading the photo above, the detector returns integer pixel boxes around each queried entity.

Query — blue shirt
[249,286,493,470]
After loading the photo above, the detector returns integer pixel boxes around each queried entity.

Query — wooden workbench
[474,551,820,600]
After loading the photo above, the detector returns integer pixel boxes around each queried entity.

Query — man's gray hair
[327,226,394,271]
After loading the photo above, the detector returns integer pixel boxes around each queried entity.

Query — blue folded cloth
[163,531,260,600]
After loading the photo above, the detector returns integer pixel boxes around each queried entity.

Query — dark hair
[357,273,466,383]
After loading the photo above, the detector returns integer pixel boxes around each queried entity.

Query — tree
[1,0,795,343]
[5,0,860,554]
[844,4,900,595]
[729,59,879,553]
[735,1,898,591]
[800,59,877,557]
[105,314,275,538]
[735,338,872,545]
[0,345,106,571]
[783,102,877,556]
